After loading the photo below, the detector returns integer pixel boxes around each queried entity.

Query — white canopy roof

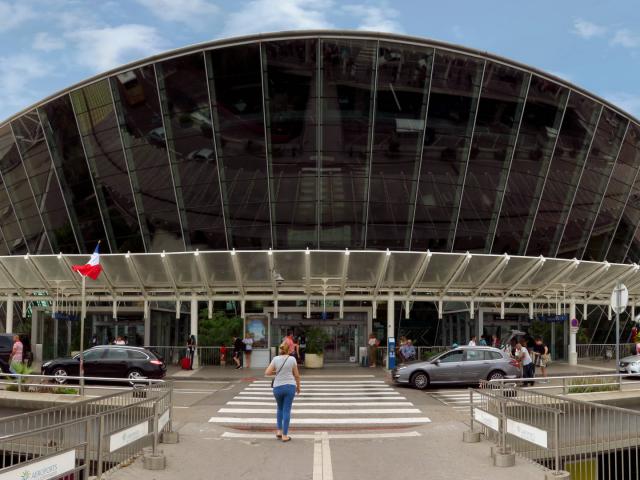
[3,250,639,307]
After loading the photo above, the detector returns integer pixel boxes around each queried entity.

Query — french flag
[71,243,103,280]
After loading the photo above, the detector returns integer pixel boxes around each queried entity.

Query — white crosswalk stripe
[211,380,431,428]
[430,389,479,411]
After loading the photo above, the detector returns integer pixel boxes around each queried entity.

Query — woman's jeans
[273,384,296,435]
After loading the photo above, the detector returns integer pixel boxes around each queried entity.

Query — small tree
[198,309,243,346]
[305,327,329,355]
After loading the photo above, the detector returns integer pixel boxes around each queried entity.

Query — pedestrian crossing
[430,388,480,412]
[209,379,432,428]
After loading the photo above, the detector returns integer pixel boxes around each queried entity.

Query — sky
[1,0,640,122]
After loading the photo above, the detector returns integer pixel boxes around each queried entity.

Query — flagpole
[80,274,86,394]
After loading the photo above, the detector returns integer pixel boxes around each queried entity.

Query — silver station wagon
[392,346,522,389]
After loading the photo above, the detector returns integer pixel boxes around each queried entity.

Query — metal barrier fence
[576,343,635,360]
[0,374,174,479]
[375,346,448,366]
[471,374,640,478]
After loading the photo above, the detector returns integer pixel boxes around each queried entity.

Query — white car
[187,148,215,162]
[619,354,640,374]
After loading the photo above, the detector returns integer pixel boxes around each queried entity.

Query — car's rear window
[128,350,148,360]
[487,351,503,360]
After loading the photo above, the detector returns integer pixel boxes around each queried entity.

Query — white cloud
[610,29,640,48]
[0,54,50,114]
[604,92,640,118]
[572,18,606,39]
[341,4,402,33]
[0,1,34,31]
[135,0,219,29]
[66,24,166,72]
[32,32,65,52]
[222,0,333,37]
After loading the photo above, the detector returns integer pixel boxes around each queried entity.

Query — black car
[41,345,166,383]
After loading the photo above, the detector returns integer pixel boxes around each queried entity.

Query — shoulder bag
[271,356,290,388]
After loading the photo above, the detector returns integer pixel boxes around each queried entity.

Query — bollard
[490,445,511,458]
[143,453,167,470]
[493,447,516,467]
[161,431,180,444]
[463,430,481,443]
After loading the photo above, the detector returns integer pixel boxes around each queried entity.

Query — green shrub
[52,387,78,395]
[567,376,620,394]
[305,327,330,355]
[4,363,32,391]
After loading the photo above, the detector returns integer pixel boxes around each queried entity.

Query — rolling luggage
[181,357,191,370]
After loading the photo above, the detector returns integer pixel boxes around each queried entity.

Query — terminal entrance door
[271,311,367,363]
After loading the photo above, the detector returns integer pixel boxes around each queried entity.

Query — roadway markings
[210,379,431,428]
[430,389,480,411]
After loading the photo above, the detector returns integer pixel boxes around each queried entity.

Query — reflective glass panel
[110,65,183,252]
[526,93,600,257]
[12,110,77,253]
[557,109,627,258]
[207,44,271,249]
[264,39,318,248]
[366,43,434,250]
[453,62,528,252]
[0,125,49,253]
[586,124,640,261]
[320,38,377,248]
[71,79,145,252]
[156,52,227,250]
[491,76,568,255]
[412,50,484,251]
[39,95,107,253]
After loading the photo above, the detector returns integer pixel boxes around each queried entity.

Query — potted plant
[304,327,329,369]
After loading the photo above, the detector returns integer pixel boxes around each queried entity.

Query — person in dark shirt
[532,337,549,382]
[233,336,244,369]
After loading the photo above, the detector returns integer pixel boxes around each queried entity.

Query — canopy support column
[5,296,13,333]
[191,298,199,368]
[569,299,577,366]
[144,300,150,346]
[387,292,395,370]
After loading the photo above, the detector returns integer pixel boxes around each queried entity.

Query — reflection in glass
[207,44,271,249]
[557,109,627,259]
[110,65,184,252]
[156,52,227,250]
[71,79,145,252]
[38,96,107,253]
[492,76,568,255]
[12,111,77,253]
[526,95,601,256]
[412,50,484,251]
[320,38,377,249]
[453,63,528,252]
[367,43,433,249]
[264,39,318,248]
[0,125,49,253]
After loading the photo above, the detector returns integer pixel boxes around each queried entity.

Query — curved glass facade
[1,32,640,263]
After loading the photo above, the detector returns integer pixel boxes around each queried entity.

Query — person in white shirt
[516,343,535,386]
[468,336,477,346]
[242,334,254,368]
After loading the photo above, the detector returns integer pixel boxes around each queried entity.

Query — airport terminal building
[0,31,639,366]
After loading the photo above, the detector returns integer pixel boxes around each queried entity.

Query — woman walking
[265,342,301,442]
[368,333,379,367]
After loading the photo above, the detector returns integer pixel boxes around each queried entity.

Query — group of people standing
[505,337,550,384]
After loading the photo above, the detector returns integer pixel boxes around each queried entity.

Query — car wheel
[487,370,505,381]
[52,368,69,384]
[411,371,429,390]
[127,369,146,386]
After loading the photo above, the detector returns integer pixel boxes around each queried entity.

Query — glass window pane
[320,38,377,248]
[0,125,49,253]
[110,66,183,252]
[492,75,568,255]
[454,63,528,252]
[526,93,600,257]
[71,79,145,252]
[557,109,627,259]
[207,44,271,249]
[39,95,109,253]
[156,52,227,250]
[412,50,484,251]
[264,39,318,248]
[367,43,434,249]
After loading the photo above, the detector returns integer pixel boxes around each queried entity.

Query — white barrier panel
[110,421,149,452]
[474,408,499,431]
[159,409,170,431]
[506,418,548,448]
[0,449,75,480]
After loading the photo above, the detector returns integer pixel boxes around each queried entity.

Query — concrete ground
[99,361,619,480]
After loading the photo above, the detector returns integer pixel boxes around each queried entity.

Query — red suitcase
[181,357,191,370]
